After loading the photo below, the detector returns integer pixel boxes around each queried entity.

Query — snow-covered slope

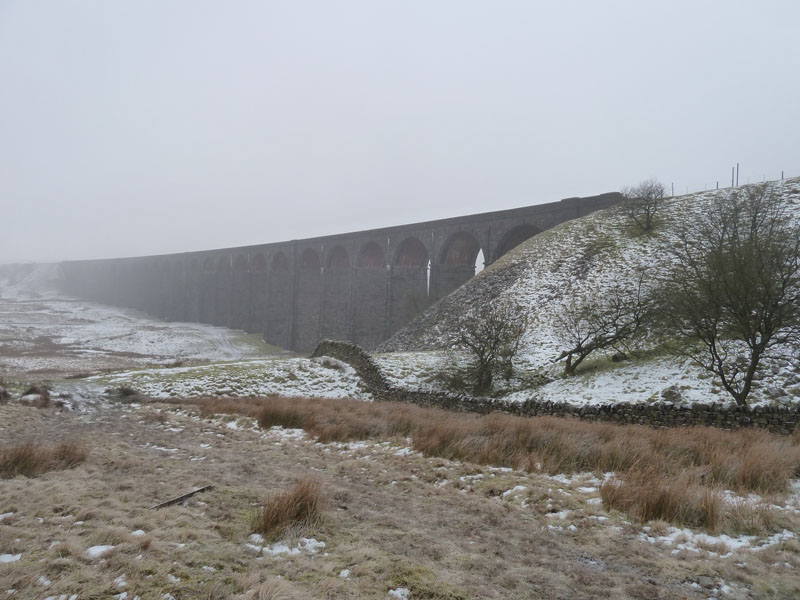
[378,177,800,407]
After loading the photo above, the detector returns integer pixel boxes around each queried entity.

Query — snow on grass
[0,264,278,377]
[85,545,115,559]
[639,526,797,558]
[246,534,326,557]
[378,178,800,408]
[0,554,21,563]
[92,356,372,400]
[373,351,455,392]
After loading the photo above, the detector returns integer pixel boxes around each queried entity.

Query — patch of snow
[247,536,326,557]
[640,526,797,557]
[502,485,526,497]
[86,545,115,559]
[130,530,146,537]
[0,554,21,564]
[339,569,351,579]
[387,587,411,599]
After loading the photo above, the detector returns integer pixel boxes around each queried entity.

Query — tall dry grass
[0,440,88,478]
[174,395,800,530]
[251,477,324,540]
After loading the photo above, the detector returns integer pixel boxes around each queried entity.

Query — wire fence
[668,167,797,198]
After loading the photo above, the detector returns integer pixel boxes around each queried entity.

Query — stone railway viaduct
[60,192,621,351]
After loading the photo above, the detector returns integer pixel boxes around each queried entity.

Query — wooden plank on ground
[149,485,215,509]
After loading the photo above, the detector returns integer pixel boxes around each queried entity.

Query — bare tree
[455,299,528,394]
[660,185,800,406]
[621,178,666,233]
[554,276,653,375]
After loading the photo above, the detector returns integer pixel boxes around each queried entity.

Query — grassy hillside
[378,177,800,407]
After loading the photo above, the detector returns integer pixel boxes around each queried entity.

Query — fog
[1,0,798,263]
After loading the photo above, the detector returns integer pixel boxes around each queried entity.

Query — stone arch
[200,257,217,323]
[249,253,268,334]
[394,236,429,267]
[358,242,386,269]
[252,253,267,272]
[233,254,248,271]
[160,258,183,321]
[185,258,203,322]
[266,250,292,347]
[321,245,352,341]
[295,247,323,350]
[300,248,321,270]
[494,224,541,261]
[440,231,482,266]
[231,254,250,330]
[327,246,350,270]
[214,255,233,327]
[272,251,290,271]
[353,241,388,348]
[390,236,430,335]
[432,231,483,302]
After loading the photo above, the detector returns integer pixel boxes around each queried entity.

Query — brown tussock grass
[171,395,800,530]
[0,440,88,478]
[251,477,325,540]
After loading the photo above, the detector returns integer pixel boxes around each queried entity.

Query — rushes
[251,478,324,540]
[0,440,88,478]
[178,395,800,530]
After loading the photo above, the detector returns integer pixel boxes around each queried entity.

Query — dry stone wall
[311,340,800,434]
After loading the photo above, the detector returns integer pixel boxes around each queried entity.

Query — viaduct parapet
[58,192,621,351]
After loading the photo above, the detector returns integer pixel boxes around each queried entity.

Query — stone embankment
[311,340,800,434]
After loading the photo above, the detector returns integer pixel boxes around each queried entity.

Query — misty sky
[2,1,798,263]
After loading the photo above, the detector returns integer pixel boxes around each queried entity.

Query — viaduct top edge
[63,191,622,265]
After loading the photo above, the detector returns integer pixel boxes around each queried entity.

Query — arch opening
[216,256,231,271]
[233,254,248,272]
[495,224,541,261]
[272,252,289,271]
[327,246,350,270]
[300,248,321,270]
[252,253,267,272]
[358,242,386,269]
[395,237,429,268]
[441,231,482,266]
[474,249,485,274]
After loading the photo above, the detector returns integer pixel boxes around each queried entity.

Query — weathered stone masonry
[59,192,620,351]
[311,340,800,434]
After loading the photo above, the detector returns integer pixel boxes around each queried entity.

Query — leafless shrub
[105,384,145,403]
[659,185,800,405]
[621,178,666,233]
[554,275,654,375]
[251,478,324,540]
[455,299,528,393]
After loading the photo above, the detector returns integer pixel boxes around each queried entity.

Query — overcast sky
[2,1,798,263]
